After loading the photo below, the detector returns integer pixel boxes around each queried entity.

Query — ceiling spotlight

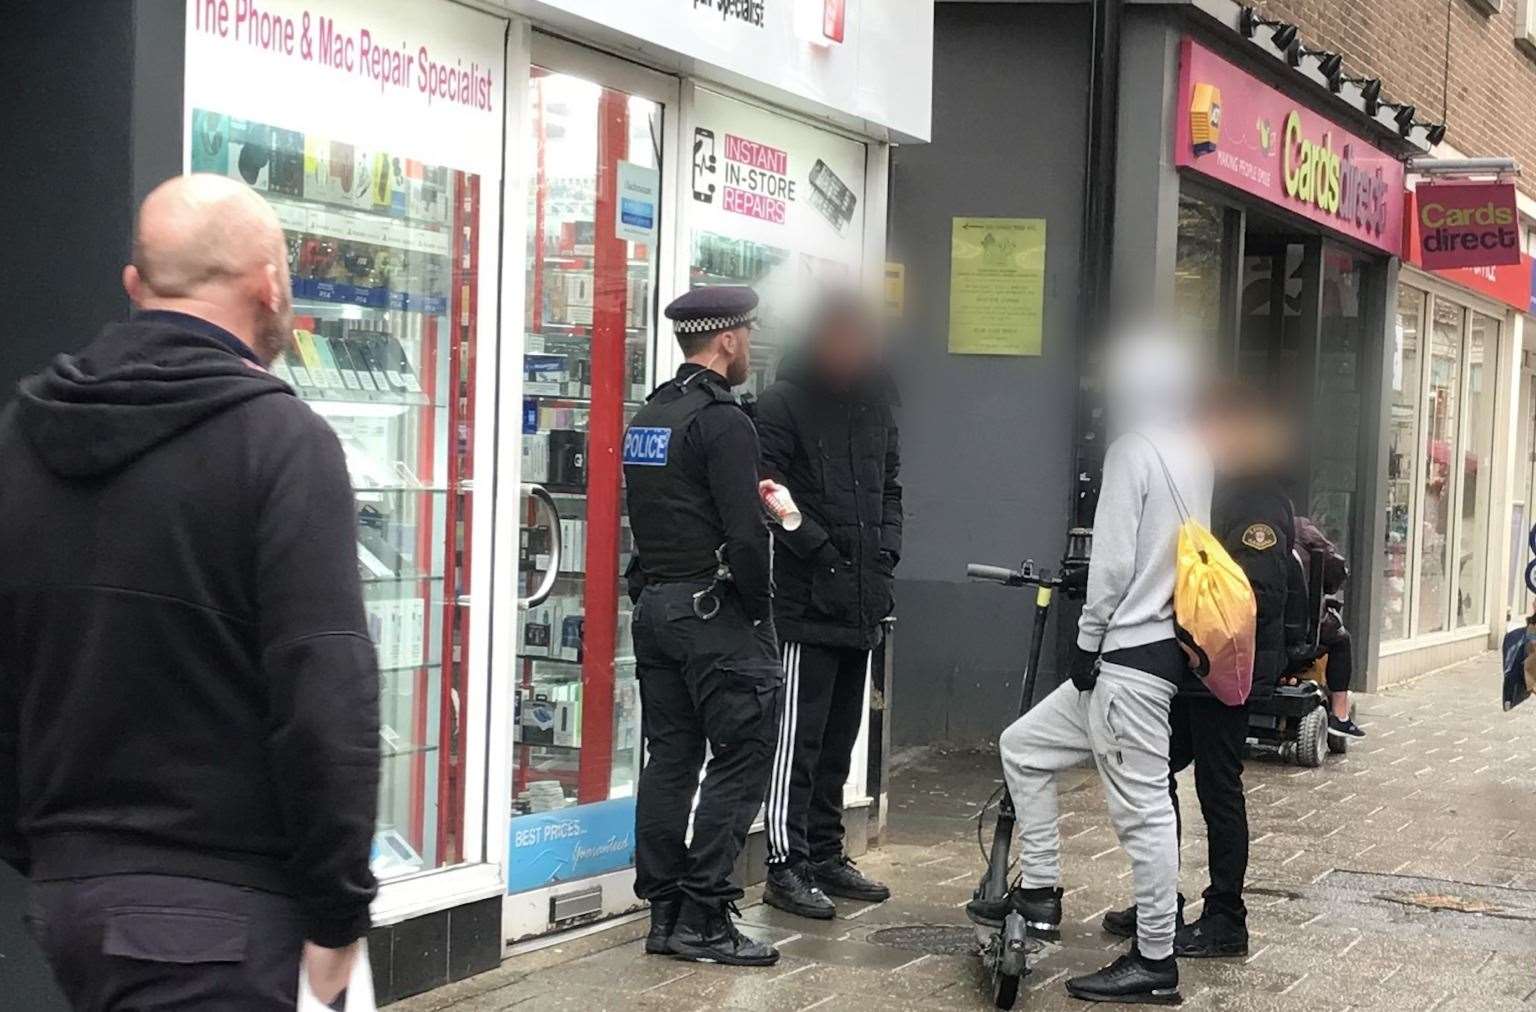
[1422,122,1447,146]
[1239,7,1299,52]
[1340,76,1384,113]
[1384,101,1417,136]
[1296,48,1344,86]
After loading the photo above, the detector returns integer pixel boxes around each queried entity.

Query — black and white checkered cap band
[673,312,756,335]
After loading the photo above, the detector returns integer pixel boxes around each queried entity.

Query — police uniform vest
[623,369,746,586]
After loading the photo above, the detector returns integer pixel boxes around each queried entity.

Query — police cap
[663,285,759,336]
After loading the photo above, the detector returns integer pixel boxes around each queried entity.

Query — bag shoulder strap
[1134,432,1192,524]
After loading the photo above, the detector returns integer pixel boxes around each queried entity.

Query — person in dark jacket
[756,293,900,918]
[0,175,378,1009]
[1102,382,1307,957]
[1294,516,1364,738]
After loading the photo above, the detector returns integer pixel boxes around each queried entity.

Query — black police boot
[645,897,681,955]
[1101,894,1185,939]
[965,884,1062,940]
[1064,944,1181,1005]
[1173,910,1248,958]
[668,900,780,966]
[809,855,891,903]
[763,863,836,920]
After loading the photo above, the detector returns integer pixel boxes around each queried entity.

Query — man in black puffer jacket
[756,296,900,918]
[1102,383,1307,957]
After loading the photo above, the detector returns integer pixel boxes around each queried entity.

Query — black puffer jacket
[755,359,901,649]
[1203,478,1308,702]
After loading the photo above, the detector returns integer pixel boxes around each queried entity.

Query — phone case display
[194,108,481,874]
[510,72,654,835]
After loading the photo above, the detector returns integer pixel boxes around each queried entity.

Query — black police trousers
[1168,695,1249,923]
[25,873,306,1011]
[632,583,783,908]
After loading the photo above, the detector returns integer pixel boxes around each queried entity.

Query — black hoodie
[0,312,380,947]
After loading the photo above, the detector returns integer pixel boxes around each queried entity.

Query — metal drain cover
[867,924,980,955]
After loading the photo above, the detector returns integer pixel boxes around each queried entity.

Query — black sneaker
[764,863,836,920]
[809,855,891,903]
[668,901,780,966]
[1173,912,1248,958]
[645,896,681,955]
[1101,894,1184,939]
[965,884,1062,940]
[1101,904,1136,939]
[1065,945,1181,1005]
[1328,715,1366,738]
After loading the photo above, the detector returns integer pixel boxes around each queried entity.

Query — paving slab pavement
[396,652,1536,1010]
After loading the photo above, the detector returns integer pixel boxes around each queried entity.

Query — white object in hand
[759,480,803,532]
[299,939,376,1011]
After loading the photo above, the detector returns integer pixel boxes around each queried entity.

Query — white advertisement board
[513,0,933,142]
[689,86,867,279]
[184,0,506,176]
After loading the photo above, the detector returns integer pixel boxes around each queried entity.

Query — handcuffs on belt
[692,545,733,620]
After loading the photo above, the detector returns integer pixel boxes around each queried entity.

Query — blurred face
[1203,403,1294,476]
[812,309,883,387]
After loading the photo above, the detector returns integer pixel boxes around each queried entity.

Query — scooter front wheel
[992,970,1020,1009]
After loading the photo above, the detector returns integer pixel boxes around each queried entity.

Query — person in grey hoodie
[966,330,1211,1006]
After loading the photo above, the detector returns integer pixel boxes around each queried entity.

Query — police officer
[625,286,783,966]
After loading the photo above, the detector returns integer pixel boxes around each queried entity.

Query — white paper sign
[615,161,659,243]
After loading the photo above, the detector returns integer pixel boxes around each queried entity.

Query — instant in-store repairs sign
[1174,38,1404,255]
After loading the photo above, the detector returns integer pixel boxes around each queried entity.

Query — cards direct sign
[1413,182,1520,269]
[1174,39,1404,255]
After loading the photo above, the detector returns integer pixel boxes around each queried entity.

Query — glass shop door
[506,35,678,941]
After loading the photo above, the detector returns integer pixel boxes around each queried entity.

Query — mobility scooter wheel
[1296,705,1328,767]
[1327,701,1356,755]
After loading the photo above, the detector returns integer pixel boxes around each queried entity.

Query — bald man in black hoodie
[0,175,377,1009]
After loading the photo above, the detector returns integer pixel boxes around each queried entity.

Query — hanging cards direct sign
[1412,181,1520,269]
[948,218,1046,356]
[1174,38,1404,255]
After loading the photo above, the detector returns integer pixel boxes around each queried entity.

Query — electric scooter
[964,532,1090,1010]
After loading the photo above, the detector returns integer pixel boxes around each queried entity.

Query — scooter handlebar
[966,563,1021,585]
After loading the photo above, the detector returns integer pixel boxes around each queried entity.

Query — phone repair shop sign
[1410,182,1521,269]
[507,797,637,894]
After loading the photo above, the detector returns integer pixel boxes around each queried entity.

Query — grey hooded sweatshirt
[1077,334,1213,664]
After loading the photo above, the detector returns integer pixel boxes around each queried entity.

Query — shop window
[1417,298,1465,635]
[1456,313,1499,627]
[1383,286,1425,642]
[1310,249,1369,557]
[1173,194,1226,349]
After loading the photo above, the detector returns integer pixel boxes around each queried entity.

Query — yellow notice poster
[948,217,1046,356]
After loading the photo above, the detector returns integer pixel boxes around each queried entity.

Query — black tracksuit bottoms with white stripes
[766,641,869,867]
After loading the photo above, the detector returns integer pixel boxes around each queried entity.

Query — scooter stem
[1018,587,1053,716]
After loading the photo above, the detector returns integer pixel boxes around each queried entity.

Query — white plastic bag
[297,940,377,1012]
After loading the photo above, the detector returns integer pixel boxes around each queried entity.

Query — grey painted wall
[886,3,1091,747]
[0,4,183,1007]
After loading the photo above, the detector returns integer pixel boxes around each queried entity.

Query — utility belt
[630,545,734,620]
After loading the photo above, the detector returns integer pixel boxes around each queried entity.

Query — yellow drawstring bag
[1149,443,1257,705]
